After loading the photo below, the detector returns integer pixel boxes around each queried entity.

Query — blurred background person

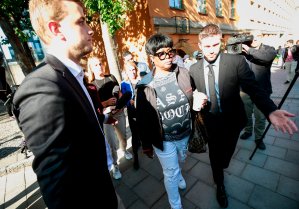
[0,52,12,110]
[88,56,132,180]
[121,61,141,169]
[283,40,299,84]
[122,51,151,76]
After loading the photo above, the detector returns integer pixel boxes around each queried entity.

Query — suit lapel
[218,54,226,99]
[45,54,98,122]
[197,59,207,94]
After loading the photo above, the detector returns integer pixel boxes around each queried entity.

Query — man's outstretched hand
[269,110,298,134]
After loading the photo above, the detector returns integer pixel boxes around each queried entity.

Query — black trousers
[127,107,141,157]
[206,113,241,185]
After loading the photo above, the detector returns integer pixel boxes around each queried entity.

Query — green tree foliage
[0,0,33,42]
[0,0,36,76]
[84,0,134,35]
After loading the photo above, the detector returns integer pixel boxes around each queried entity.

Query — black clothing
[189,53,277,185]
[93,74,119,103]
[243,44,276,95]
[13,54,118,209]
[0,66,11,102]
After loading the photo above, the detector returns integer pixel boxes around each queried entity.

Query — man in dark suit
[189,24,298,208]
[13,1,121,208]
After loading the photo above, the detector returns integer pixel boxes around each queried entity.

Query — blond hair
[29,0,84,45]
[199,24,222,42]
[87,57,101,72]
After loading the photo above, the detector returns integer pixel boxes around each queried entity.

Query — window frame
[197,0,207,14]
[169,0,184,10]
[229,0,236,19]
[215,0,223,17]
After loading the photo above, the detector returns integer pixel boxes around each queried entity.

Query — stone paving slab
[248,185,299,209]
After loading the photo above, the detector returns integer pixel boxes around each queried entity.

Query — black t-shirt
[92,75,119,103]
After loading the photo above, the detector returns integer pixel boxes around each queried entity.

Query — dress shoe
[255,139,266,150]
[240,132,252,140]
[216,184,228,208]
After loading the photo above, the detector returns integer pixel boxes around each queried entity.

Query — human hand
[193,90,208,111]
[143,148,154,159]
[269,110,298,134]
[105,114,118,125]
[107,97,117,106]
[242,44,250,53]
[130,99,134,106]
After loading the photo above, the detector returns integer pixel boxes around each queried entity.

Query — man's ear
[48,21,65,40]
[198,43,202,51]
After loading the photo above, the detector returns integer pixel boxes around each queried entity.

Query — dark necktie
[208,64,219,113]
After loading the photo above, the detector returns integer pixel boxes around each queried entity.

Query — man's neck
[47,42,80,65]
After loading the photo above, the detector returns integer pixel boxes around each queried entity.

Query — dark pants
[206,113,241,185]
[127,107,141,158]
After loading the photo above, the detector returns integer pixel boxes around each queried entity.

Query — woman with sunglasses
[135,34,207,209]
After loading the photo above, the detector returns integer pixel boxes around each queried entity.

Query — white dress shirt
[47,52,113,170]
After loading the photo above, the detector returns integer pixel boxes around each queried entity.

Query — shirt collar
[203,54,221,69]
[47,52,84,79]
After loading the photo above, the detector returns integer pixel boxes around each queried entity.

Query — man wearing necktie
[189,24,298,208]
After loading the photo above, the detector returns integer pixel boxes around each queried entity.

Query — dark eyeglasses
[154,49,176,60]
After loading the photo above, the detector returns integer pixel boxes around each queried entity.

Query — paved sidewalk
[0,66,298,209]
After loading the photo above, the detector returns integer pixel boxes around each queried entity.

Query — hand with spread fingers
[269,110,298,134]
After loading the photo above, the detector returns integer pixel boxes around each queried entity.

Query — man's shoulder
[189,59,202,73]
[261,44,276,51]
[222,53,246,64]
[25,62,51,78]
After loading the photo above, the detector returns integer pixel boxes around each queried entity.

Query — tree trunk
[0,15,36,76]
[100,20,122,83]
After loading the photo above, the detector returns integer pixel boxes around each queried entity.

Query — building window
[169,0,183,9]
[197,0,207,14]
[230,0,235,18]
[174,16,190,34]
[215,0,223,17]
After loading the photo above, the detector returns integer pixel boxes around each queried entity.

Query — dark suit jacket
[13,54,117,209]
[189,53,277,134]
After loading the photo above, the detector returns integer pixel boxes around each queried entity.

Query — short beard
[72,45,93,61]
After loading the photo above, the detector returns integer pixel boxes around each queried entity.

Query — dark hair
[145,33,173,55]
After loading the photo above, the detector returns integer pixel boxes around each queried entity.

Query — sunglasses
[154,49,176,60]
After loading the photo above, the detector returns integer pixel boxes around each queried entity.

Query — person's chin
[164,63,172,68]
[205,56,217,62]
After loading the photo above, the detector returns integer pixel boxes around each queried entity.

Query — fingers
[273,119,298,135]
[110,98,117,105]
[286,119,298,134]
